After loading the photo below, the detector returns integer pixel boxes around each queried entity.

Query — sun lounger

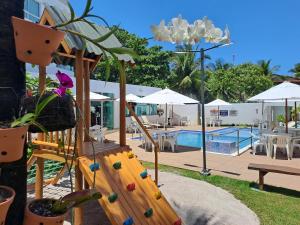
[141,115,163,128]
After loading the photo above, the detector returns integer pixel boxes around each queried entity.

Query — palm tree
[207,58,233,71]
[0,1,27,224]
[257,59,279,76]
[170,44,210,100]
[289,63,300,77]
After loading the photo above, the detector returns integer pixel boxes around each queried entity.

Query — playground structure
[27,6,178,225]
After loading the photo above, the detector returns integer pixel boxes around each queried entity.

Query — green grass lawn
[142,162,300,225]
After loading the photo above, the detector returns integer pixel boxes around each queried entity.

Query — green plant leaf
[108,47,138,58]
[93,26,118,43]
[67,1,75,20]
[30,121,47,133]
[105,59,111,81]
[36,94,57,116]
[86,14,109,27]
[82,0,92,17]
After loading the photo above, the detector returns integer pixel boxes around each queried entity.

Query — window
[24,0,40,22]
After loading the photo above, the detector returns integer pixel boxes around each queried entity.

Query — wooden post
[119,61,126,146]
[285,98,288,133]
[295,102,297,128]
[84,61,91,142]
[75,50,84,225]
[35,66,46,199]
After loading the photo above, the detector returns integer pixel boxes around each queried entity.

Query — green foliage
[93,26,171,88]
[257,59,280,76]
[276,114,285,123]
[26,74,59,95]
[289,63,300,77]
[207,63,273,102]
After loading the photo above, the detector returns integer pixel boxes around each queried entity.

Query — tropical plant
[169,44,205,99]
[207,63,273,102]
[257,59,279,76]
[277,114,285,123]
[93,26,171,88]
[289,63,300,77]
[207,58,233,71]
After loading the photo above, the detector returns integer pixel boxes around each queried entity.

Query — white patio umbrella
[248,82,300,133]
[206,99,231,120]
[139,88,199,129]
[74,92,110,127]
[116,93,142,103]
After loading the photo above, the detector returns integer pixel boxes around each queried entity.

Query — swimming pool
[175,127,259,155]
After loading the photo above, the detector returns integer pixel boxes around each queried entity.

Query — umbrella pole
[285,98,288,133]
[295,102,297,128]
[165,103,168,131]
[218,105,220,120]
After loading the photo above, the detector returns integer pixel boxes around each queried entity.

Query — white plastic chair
[162,133,177,152]
[89,125,106,143]
[291,138,300,158]
[273,136,290,160]
[253,135,268,156]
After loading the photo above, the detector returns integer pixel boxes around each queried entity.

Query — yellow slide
[79,148,182,225]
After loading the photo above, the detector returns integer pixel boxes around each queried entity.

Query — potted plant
[25,71,76,133]
[23,189,101,225]
[277,114,285,127]
[0,186,15,224]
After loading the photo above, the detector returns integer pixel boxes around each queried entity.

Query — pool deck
[106,125,300,191]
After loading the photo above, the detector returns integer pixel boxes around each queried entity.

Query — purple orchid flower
[54,71,73,97]
[56,70,73,88]
[54,86,67,97]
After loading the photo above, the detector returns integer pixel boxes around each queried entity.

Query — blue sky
[71,0,300,75]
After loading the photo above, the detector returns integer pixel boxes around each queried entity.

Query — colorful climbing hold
[127,152,134,159]
[108,192,118,203]
[140,169,148,179]
[113,161,121,170]
[174,218,182,225]
[89,163,100,172]
[144,208,153,218]
[126,183,135,192]
[154,191,162,200]
[123,217,134,225]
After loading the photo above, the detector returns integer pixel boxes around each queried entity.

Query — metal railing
[208,125,255,156]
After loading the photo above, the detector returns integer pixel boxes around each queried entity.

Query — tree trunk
[0,1,26,225]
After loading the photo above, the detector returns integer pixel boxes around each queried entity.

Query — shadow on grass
[249,182,300,198]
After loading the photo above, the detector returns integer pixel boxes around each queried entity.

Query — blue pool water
[175,127,259,154]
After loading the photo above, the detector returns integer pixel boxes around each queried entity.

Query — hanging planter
[0,125,28,162]
[11,16,65,67]
[0,186,15,225]
[24,92,76,133]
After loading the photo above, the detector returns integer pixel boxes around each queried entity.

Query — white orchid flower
[151,20,171,42]
[220,26,231,44]
[151,15,231,45]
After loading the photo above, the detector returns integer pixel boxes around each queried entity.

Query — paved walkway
[107,126,300,191]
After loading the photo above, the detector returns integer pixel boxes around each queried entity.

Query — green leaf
[36,94,57,116]
[107,47,138,58]
[67,1,75,20]
[82,19,98,32]
[105,60,111,81]
[86,14,109,27]
[82,0,92,17]
[30,121,47,133]
[93,26,118,43]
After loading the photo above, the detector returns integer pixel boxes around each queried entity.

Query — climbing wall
[78,148,182,225]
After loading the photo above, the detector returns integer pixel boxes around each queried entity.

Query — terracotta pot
[23,199,66,225]
[11,16,65,67]
[0,126,28,163]
[0,186,15,225]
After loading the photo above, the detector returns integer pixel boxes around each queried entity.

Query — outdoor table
[154,131,176,151]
